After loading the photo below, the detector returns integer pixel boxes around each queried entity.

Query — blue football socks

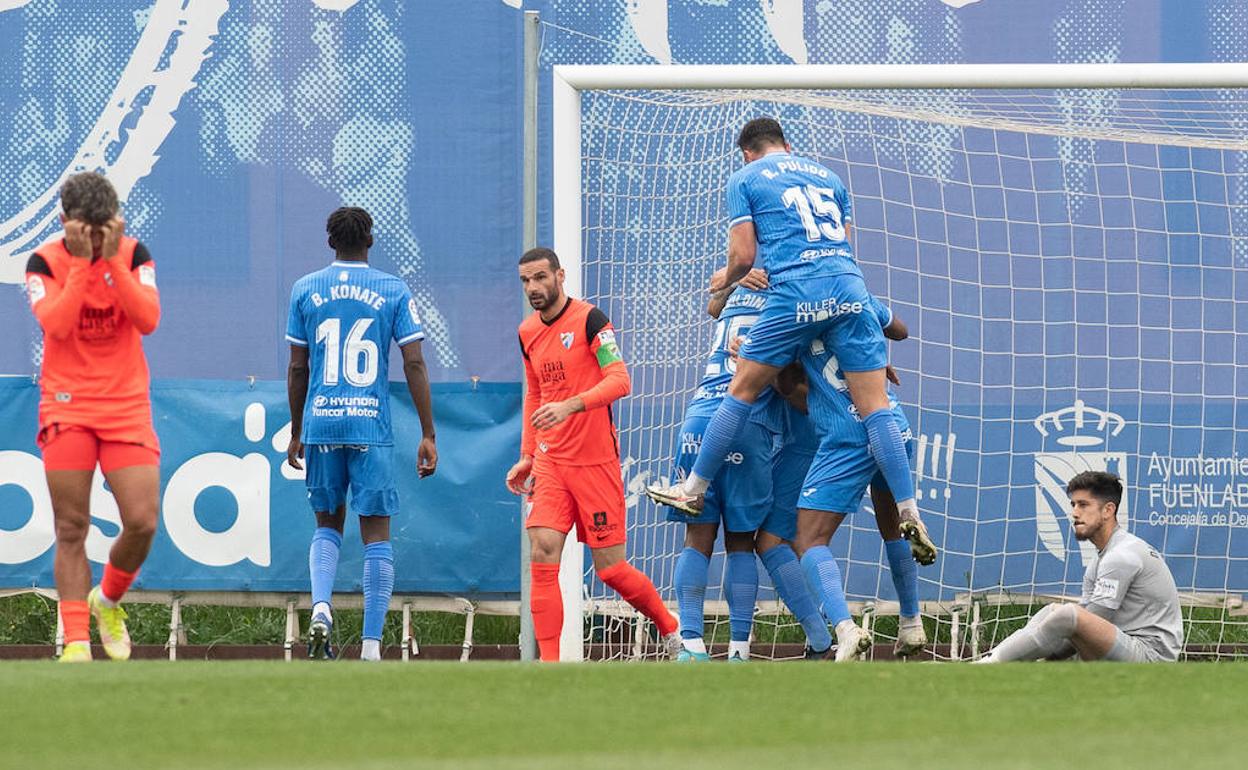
[673,547,710,641]
[362,540,395,641]
[885,538,920,618]
[761,544,833,652]
[800,545,852,627]
[688,395,752,491]
[863,410,916,504]
[725,552,758,643]
[309,527,342,612]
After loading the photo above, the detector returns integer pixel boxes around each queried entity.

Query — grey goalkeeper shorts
[1102,628,1173,662]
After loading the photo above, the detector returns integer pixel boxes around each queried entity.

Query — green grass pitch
[0,661,1241,769]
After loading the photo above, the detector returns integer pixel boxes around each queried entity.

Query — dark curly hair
[60,172,119,226]
[326,207,373,253]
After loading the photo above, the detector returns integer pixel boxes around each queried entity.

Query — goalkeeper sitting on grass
[979,471,1182,663]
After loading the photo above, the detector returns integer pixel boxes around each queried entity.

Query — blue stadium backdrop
[1,1,1246,602]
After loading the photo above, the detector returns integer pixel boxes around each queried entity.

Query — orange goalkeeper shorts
[527,459,627,548]
[38,423,160,472]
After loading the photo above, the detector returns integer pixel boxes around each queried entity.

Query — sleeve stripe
[729,214,753,226]
[131,242,153,269]
[285,334,308,346]
[25,253,52,278]
[396,331,425,346]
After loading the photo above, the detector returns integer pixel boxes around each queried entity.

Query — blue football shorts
[666,411,777,534]
[739,272,887,373]
[798,433,915,515]
[305,443,399,517]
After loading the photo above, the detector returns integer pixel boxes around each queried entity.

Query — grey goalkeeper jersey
[1081,528,1183,660]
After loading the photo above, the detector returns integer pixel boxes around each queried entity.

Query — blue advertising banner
[0,379,523,595]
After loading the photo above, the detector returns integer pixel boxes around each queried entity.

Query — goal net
[556,65,1248,661]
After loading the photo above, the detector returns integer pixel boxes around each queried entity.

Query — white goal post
[551,63,1248,662]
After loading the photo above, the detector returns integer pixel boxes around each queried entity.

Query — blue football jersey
[800,295,909,444]
[726,151,859,285]
[285,261,424,446]
[686,287,776,424]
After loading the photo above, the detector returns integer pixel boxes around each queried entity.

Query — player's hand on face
[417,436,438,478]
[63,220,93,260]
[531,399,575,430]
[286,436,304,471]
[506,455,534,496]
[100,216,125,263]
[738,268,769,291]
[886,364,901,387]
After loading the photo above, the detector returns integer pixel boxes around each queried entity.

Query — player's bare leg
[1069,607,1121,660]
[47,470,94,661]
[591,544,681,659]
[870,485,927,657]
[646,358,781,514]
[673,523,717,661]
[308,505,346,660]
[794,509,872,662]
[87,464,159,660]
[528,526,568,662]
[102,465,159,571]
[843,367,936,564]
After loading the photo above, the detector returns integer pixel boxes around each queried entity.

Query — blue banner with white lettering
[3,1,1248,604]
[0,379,522,595]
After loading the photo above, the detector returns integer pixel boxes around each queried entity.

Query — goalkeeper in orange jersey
[506,247,680,661]
[24,172,162,662]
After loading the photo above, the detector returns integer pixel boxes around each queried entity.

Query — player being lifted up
[666,267,834,662]
[979,471,1182,663]
[285,207,437,661]
[506,248,680,662]
[646,118,935,564]
[25,172,162,662]
[786,297,928,660]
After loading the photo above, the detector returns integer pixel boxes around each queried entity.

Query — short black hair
[61,172,119,226]
[519,247,560,271]
[737,117,786,154]
[1066,471,1123,510]
[326,207,373,253]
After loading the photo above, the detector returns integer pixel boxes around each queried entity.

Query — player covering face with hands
[508,248,681,661]
[25,172,162,663]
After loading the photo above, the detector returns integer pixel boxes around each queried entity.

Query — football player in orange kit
[506,248,680,661]
[24,172,161,662]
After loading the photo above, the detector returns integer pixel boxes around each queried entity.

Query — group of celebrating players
[24,116,1183,664]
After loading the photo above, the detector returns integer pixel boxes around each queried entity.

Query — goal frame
[549,62,1248,662]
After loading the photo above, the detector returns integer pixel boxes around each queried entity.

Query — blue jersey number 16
[316,317,379,387]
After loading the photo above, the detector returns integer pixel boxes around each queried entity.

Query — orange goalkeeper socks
[100,562,138,606]
[530,562,562,662]
[59,600,89,645]
[598,561,677,636]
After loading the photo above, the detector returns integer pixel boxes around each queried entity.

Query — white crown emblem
[1033,399,1124,448]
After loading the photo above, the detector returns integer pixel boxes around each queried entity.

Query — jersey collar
[540,296,574,326]
[332,260,369,267]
